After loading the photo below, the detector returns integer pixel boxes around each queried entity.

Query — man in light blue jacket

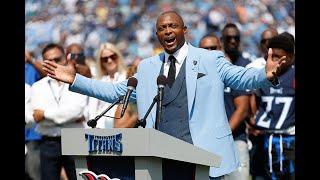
[43,11,286,179]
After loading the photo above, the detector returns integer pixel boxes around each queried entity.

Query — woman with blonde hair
[85,42,127,128]
[95,42,127,80]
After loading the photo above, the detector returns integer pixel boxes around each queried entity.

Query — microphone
[120,77,138,118]
[157,75,167,89]
[136,75,167,128]
[87,116,99,128]
[87,95,125,128]
[155,75,167,129]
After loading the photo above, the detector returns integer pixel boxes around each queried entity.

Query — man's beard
[225,47,240,62]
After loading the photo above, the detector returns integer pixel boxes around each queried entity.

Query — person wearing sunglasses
[30,43,88,180]
[199,33,222,51]
[221,23,246,64]
[246,28,278,70]
[84,42,127,129]
[220,23,253,180]
[66,43,92,78]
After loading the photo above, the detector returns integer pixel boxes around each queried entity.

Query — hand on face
[265,48,287,80]
[42,53,77,84]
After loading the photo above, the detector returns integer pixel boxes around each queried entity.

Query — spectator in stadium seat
[42,11,288,179]
[31,43,88,180]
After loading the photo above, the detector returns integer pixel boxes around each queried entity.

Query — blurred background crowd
[26,0,295,67]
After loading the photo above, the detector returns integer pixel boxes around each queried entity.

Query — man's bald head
[156,11,185,28]
[66,43,84,55]
[199,34,221,50]
[260,28,278,56]
[261,28,278,40]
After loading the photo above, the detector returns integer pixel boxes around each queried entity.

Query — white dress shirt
[246,57,266,69]
[84,72,126,128]
[163,42,189,78]
[25,83,34,124]
[30,76,88,137]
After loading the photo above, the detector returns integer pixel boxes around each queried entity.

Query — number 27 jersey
[256,65,295,130]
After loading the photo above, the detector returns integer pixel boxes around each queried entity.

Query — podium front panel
[62,128,221,179]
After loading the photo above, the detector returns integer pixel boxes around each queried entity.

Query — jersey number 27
[256,96,293,129]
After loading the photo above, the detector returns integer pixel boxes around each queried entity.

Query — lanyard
[48,80,65,106]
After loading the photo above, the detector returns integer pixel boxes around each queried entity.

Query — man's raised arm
[217,48,287,90]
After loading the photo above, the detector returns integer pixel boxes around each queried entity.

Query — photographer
[66,43,92,78]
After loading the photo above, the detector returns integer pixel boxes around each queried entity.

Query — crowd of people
[25,1,295,180]
[26,0,294,63]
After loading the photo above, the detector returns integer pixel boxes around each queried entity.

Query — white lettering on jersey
[270,87,283,94]
[256,96,293,129]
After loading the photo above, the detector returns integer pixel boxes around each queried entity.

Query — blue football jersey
[255,65,295,130]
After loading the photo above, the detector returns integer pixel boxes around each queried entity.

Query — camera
[70,53,85,65]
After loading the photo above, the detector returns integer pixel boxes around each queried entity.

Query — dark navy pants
[40,137,77,180]
[264,134,295,180]
[162,158,196,180]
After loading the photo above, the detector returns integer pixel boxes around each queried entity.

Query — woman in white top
[85,42,127,128]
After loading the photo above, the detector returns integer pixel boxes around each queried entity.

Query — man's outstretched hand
[42,54,77,84]
[265,48,287,82]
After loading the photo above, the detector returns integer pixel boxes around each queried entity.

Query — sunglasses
[224,35,240,42]
[100,54,118,62]
[70,53,85,60]
[203,46,218,50]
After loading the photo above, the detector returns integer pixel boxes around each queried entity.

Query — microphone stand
[135,94,159,128]
[155,87,164,130]
[87,95,125,128]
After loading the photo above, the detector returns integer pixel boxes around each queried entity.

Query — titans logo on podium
[85,133,123,154]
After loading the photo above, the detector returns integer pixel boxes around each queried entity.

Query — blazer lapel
[185,45,199,117]
[148,53,165,124]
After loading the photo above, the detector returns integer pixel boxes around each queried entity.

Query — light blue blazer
[70,44,273,177]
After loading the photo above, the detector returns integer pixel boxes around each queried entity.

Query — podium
[61,128,221,180]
